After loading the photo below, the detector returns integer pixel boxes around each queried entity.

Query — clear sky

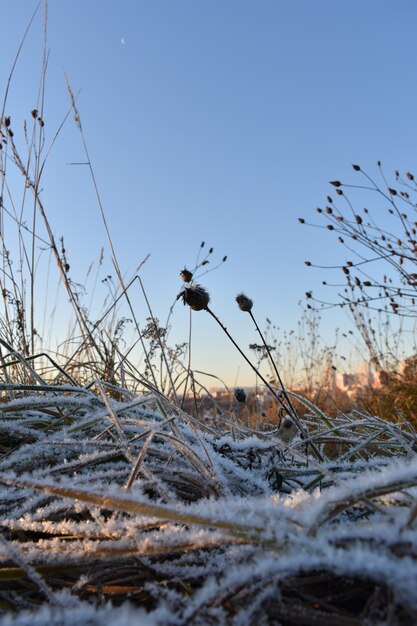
[1,0,417,388]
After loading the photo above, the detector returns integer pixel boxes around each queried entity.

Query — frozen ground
[1,385,417,625]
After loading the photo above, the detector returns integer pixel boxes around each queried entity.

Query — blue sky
[1,0,417,387]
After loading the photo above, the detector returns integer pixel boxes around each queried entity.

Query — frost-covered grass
[1,379,417,626]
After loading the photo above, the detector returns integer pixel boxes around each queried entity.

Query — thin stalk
[125,431,154,490]
[137,275,179,404]
[205,306,323,461]
[181,307,193,409]
[30,1,49,355]
[248,309,298,420]
[65,76,159,391]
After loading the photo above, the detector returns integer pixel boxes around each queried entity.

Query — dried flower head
[234,387,247,403]
[278,417,297,444]
[236,293,253,312]
[182,284,210,311]
[180,268,193,282]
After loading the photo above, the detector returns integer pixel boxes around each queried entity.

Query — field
[1,371,417,625]
[2,5,417,624]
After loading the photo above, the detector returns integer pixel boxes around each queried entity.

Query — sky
[1,0,417,388]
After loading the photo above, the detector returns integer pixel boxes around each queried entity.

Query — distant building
[334,362,382,396]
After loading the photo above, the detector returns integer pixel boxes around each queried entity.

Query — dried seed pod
[234,387,247,403]
[180,268,193,282]
[182,285,210,310]
[236,293,253,312]
[330,180,342,187]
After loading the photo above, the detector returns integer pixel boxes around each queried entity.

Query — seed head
[278,417,297,444]
[180,268,193,282]
[182,284,210,311]
[281,417,293,429]
[236,293,253,312]
[234,387,247,403]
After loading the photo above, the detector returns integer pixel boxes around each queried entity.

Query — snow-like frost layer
[2,390,417,623]
[0,593,166,626]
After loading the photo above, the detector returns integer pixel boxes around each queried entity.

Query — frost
[1,389,417,622]
[0,593,163,626]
